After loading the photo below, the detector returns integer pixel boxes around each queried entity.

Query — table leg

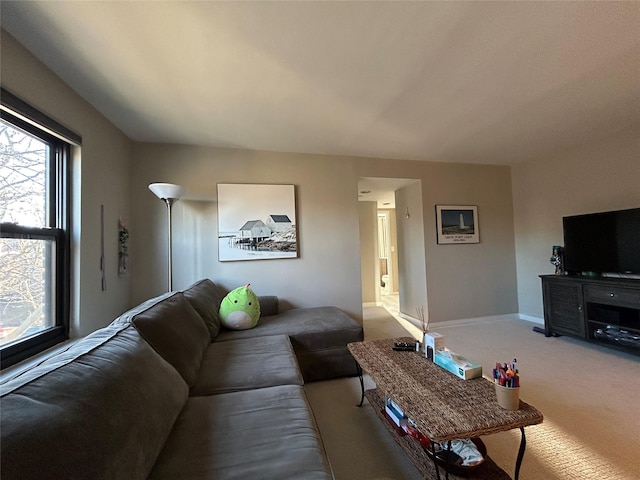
[443,441,451,480]
[429,440,454,480]
[355,361,364,407]
[514,427,526,480]
[430,442,442,480]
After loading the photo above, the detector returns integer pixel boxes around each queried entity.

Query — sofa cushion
[215,306,364,381]
[182,278,227,340]
[215,306,360,343]
[190,335,303,396]
[148,385,333,480]
[122,292,211,386]
[0,323,188,480]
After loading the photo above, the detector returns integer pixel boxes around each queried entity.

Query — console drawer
[584,285,640,307]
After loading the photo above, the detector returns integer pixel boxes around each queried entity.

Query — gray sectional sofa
[0,279,364,480]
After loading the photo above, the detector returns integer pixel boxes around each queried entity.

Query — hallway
[362,293,422,341]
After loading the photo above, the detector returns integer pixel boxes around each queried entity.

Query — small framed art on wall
[435,205,479,244]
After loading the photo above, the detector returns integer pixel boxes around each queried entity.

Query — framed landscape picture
[217,183,297,261]
[435,205,479,244]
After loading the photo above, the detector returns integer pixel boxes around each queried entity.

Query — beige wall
[131,144,519,324]
[395,182,429,322]
[425,164,518,321]
[359,201,378,304]
[3,28,522,335]
[512,124,640,318]
[131,144,365,320]
[355,158,518,322]
[1,30,133,337]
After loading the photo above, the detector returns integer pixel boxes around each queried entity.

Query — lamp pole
[163,197,177,291]
[149,183,187,292]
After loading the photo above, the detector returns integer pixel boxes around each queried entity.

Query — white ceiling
[358,177,417,209]
[2,1,639,169]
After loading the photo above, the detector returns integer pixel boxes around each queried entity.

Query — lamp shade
[149,183,187,200]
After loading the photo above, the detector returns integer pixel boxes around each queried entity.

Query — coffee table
[348,338,543,480]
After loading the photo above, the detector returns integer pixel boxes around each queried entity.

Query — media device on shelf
[562,207,640,278]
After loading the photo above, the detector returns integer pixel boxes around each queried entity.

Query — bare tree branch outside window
[0,120,49,345]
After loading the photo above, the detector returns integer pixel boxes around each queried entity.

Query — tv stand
[540,275,640,355]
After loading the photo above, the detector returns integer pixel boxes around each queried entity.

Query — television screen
[563,208,640,275]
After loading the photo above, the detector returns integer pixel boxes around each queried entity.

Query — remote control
[393,341,417,351]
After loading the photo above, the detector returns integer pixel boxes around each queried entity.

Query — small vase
[549,245,564,275]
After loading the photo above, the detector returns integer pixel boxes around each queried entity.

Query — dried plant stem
[416,306,428,333]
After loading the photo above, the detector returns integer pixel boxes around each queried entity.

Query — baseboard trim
[430,314,521,329]
[396,312,421,328]
[396,312,544,330]
[518,314,544,325]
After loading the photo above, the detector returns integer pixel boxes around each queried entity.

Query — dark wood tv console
[540,275,640,355]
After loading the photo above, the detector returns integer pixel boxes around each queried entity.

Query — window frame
[1,89,76,369]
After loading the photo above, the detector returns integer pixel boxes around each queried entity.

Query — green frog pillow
[219,284,261,330]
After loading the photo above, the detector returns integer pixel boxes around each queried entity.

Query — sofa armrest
[259,296,279,317]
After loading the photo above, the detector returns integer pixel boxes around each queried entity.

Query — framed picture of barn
[217,183,298,261]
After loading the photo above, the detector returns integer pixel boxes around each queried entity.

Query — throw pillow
[219,284,260,330]
[182,279,226,340]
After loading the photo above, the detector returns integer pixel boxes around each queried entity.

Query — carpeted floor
[304,305,640,480]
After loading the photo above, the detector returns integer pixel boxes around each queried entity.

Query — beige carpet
[304,306,640,480]
[360,306,415,340]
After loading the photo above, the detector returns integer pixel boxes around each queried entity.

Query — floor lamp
[149,182,187,291]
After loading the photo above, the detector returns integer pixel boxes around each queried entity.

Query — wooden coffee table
[348,338,543,480]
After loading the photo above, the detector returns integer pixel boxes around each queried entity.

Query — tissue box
[434,350,483,380]
[423,332,446,354]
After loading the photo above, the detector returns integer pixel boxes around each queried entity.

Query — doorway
[377,210,398,311]
[358,177,428,334]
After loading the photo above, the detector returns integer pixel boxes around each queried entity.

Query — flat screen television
[562,208,640,276]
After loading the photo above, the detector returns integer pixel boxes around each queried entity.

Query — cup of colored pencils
[493,359,520,410]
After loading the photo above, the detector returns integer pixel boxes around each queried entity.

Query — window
[0,89,78,369]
